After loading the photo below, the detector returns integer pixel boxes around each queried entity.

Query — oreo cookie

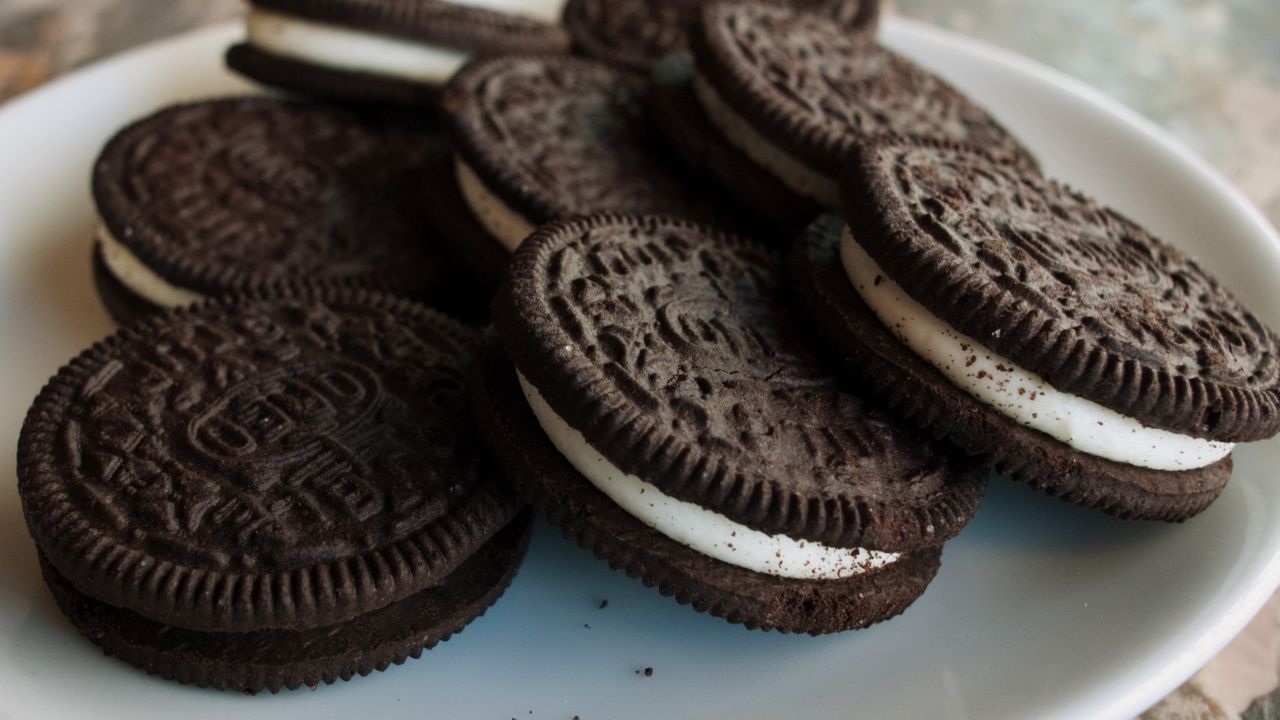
[440,55,739,279]
[91,97,452,324]
[792,137,1280,520]
[476,213,986,634]
[563,0,880,72]
[226,0,569,108]
[686,2,1035,209]
[17,290,529,691]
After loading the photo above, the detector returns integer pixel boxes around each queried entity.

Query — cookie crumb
[598,598,609,609]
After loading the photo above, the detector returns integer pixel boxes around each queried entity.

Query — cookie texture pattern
[564,0,879,72]
[40,517,530,693]
[93,97,447,297]
[444,56,737,231]
[691,2,1034,172]
[19,290,519,633]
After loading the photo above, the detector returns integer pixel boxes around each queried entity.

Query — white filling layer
[517,372,900,579]
[246,9,470,84]
[455,157,537,252]
[690,71,840,208]
[96,223,204,308]
[839,228,1234,471]
[443,0,566,22]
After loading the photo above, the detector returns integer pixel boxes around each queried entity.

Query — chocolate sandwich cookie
[792,137,1280,520]
[475,214,986,634]
[440,55,740,283]
[91,97,454,326]
[686,2,1035,210]
[563,0,879,73]
[226,0,569,108]
[18,290,529,691]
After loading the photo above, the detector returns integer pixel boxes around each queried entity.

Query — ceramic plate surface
[0,18,1278,720]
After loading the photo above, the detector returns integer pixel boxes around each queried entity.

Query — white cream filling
[96,223,204,308]
[454,157,537,252]
[246,9,471,84]
[839,228,1234,471]
[690,71,840,208]
[517,372,900,580]
[443,0,566,22]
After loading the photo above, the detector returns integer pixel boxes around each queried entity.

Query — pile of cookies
[17,0,1280,695]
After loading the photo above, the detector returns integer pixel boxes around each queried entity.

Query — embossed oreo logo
[222,140,336,208]
[188,361,382,463]
[658,294,773,367]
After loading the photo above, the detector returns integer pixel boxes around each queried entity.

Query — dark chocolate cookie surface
[842,138,1280,441]
[690,2,1034,173]
[564,0,879,72]
[493,214,985,552]
[19,290,519,634]
[443,55,737,231]
[40,515,530,693]
[248,0,569,53]
[93,97,447,297]
[792,215,1232,521]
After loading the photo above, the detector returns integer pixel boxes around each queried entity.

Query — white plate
[1,19,1278,720]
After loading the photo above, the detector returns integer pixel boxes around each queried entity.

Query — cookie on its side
[18,290,530,691]
[477,213,986,634]
[438,55,741,285]
[226,0,569,108]
[684,2,1035,209]
[792,137,1280,520]
[563,0,880,73]
[90,97,454,325]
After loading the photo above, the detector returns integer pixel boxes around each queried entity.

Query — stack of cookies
[16,0,1280,696]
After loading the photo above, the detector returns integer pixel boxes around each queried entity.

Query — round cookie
[227,0,569,108]
[687,2,1036,208]
[479,213,986,633]
[90,97,453,323]
[441,54,742,272]
[18,289,527,691]
[563,0,880,73]
[792,136,1280,519]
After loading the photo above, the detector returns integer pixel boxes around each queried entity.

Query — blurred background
[0,1,1276,718]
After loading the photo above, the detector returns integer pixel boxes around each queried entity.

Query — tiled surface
[1,2,1277,718]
